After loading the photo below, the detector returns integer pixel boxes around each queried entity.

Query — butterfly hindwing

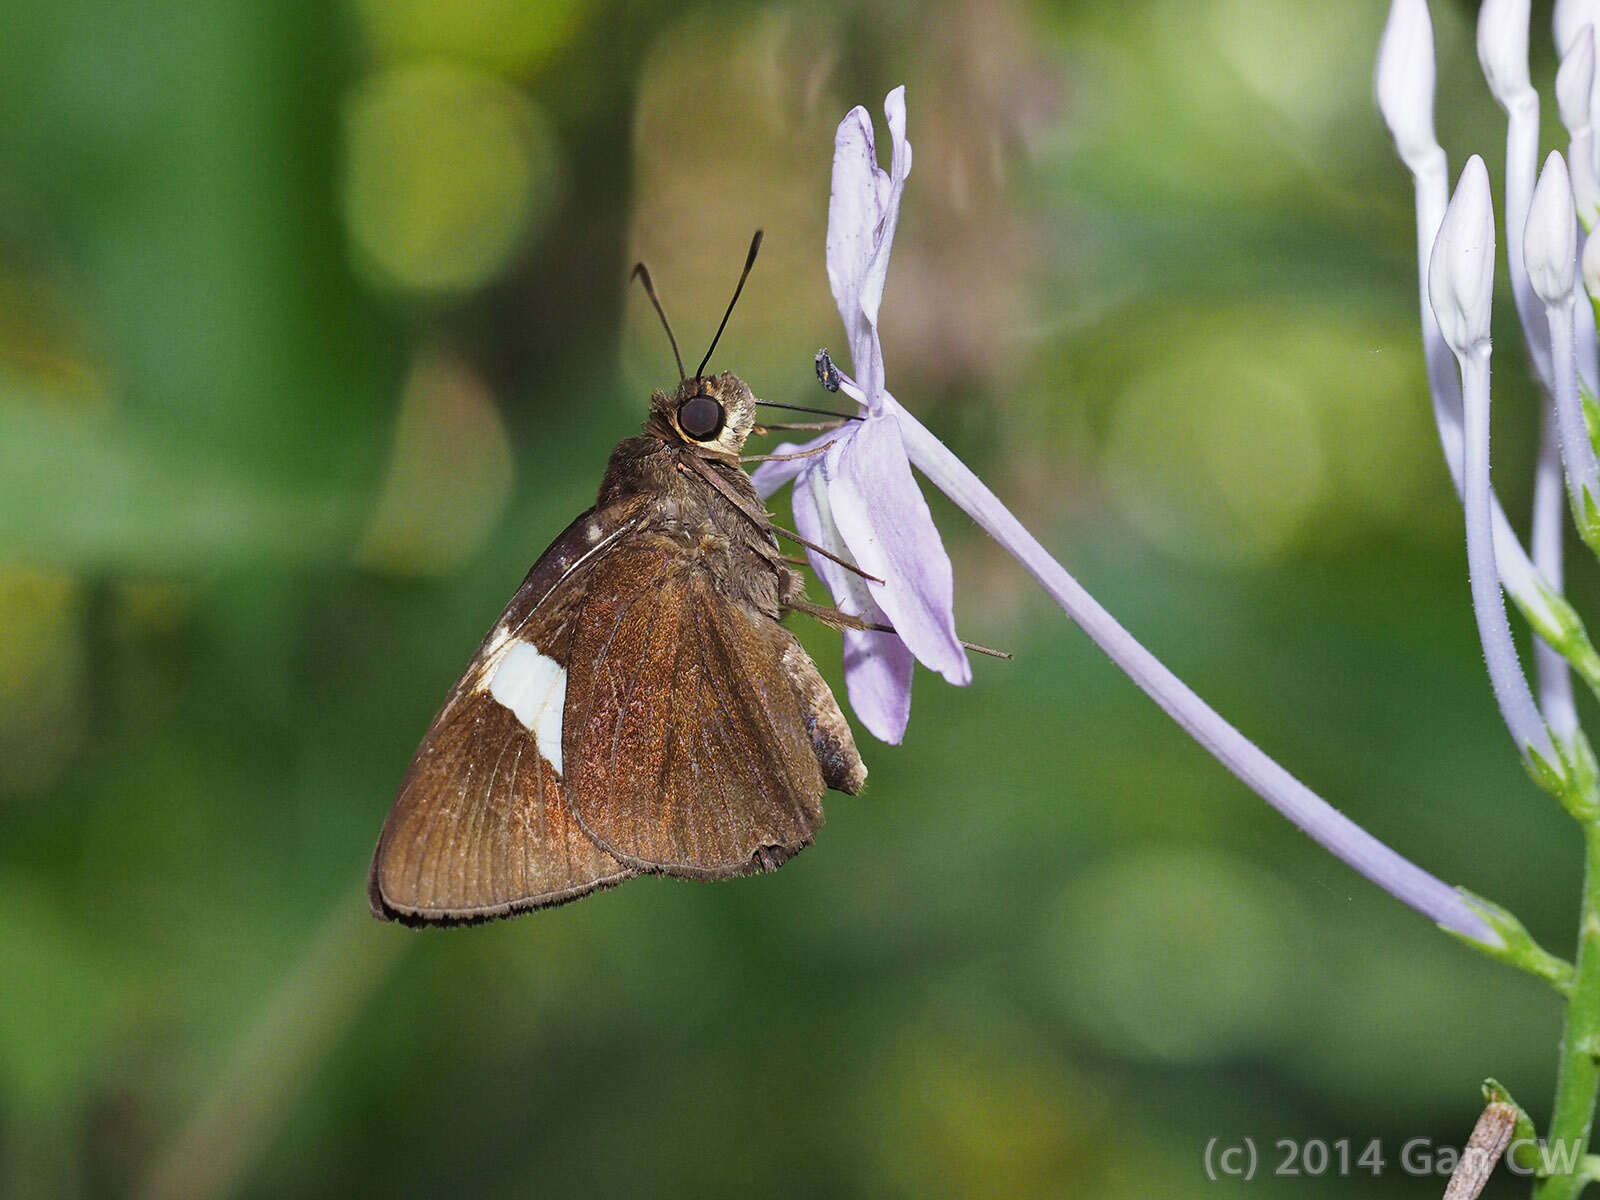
[561,535,829,877]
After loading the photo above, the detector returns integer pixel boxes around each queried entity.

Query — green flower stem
[1578,1157,1600,1189]
[1456,891,1575,994]
[1515,586,1600,710]
[1573,489,1600,562]
[1534,826,1600,1200]
[1531,739,1600,827]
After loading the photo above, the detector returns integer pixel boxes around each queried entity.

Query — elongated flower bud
[1430,157,1497,356]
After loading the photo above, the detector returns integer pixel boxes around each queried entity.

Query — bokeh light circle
[342,61,559,293]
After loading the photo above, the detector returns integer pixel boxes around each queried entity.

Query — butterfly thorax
[592,372,792,618]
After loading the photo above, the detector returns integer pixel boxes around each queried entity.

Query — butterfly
[368,235,868,926]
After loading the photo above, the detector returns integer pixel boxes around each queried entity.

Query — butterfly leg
[786,597,1013,660]
[740,441,837,464]
[751,420,849,434]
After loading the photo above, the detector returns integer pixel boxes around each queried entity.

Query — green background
[0,0,1576,1195]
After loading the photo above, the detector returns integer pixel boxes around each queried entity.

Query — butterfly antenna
[630,261,687,381]
[695,230,763,380]
[755,400,864,422]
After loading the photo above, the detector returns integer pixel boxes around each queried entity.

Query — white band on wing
[488,642,567,773]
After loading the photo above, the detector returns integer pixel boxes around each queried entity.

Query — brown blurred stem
[136,889,407,1200]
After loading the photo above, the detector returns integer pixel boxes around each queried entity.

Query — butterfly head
[632,233,766,461]
[652,372,757,458]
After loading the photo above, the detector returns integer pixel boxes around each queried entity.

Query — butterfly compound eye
[677,394,724,440]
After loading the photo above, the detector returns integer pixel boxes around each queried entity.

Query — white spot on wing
[488,642,566,773]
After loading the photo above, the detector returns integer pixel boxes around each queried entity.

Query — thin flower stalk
[1552,22,1600,449]
[1431,155,1562,775]
[1481,0,1557,386]
[763,86,1506,948]
[1530,155,1600,549]
[1556,27,1600,229]
[1550,26,1598,743]
[1534,413,1581,740]
[892,400,1501,945]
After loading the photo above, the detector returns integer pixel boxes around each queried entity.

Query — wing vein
[507,737,527,897]
[610,600,659,831]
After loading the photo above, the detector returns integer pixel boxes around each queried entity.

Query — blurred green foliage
[0,0,1582,1196]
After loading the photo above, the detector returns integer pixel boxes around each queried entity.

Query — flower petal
[827,105,884,365]
[825,413,971,686]
[790,451,872,615]
[790,462,915,742]
[825,88,912,409]
[841,626,914,744]
[857,86,910,339]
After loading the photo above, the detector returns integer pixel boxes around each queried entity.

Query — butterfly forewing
[562,537,826,877]
[370,691,633,922]
[368,502,648,924]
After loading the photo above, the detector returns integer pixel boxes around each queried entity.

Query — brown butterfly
[368,234,869,925]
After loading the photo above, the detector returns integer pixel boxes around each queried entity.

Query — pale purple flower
[756,85,1500,947]
[753,86,970,744]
